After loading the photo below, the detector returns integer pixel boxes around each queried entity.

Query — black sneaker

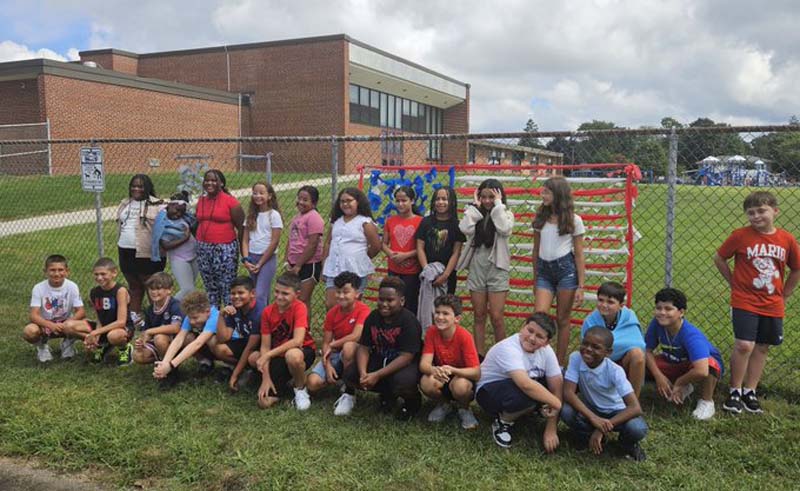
[741,391,764,414]
[491,417,514,448]
[722,390,743,414]
[394,397,419,422]
[198,359,214,376]
[379,394,395,413]
[624,442,647,462]
[214,366,234,384]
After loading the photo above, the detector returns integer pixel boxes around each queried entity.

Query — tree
[678,118,749,169]
[660,117,683,129]
[751,131,800,177]
[518,118,542,148]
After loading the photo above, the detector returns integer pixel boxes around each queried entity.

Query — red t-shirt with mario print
[717,226,800,317]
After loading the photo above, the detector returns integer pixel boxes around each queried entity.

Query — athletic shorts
[289,261,322,283]
[264,346,316,397]
[732,308,783,346]
[653,353,723,380]
[226,338,250,361]
[118,247,165,277]
[87,320,135,339]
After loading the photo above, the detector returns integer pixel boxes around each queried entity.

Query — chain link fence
[1,125,798,394]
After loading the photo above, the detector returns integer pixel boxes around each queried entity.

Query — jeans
[560,402,648,447]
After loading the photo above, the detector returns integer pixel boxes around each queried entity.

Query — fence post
[331,138,339,209]
[664,128,678,287]
[46,118,53,176]
[265,152,273,184]
[89,139,105,259]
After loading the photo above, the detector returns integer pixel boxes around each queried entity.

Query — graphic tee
[143,296,183,330]
[415,216,466,265]
[90,284,129,328]
[360,308,422,362]
[225,301,264,340]
[717,226,800,317]
[385,214,423,274]
[287,209,325,265]
[30,279,83,322]
[260,299,315,350]
[644,318,723,368]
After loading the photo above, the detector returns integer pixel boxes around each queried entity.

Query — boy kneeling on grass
[210,276,264,392]
[419,294,480,430]
[153,291,223,387]
[65,257,134,366]
[305,272,370,416]
[132,272,183,366]
[561,327,648,462]
[342,276,423,421]
[23,254,86,362]
[249,272,316,410]
[644,288,723,421]
[475,312,562,452]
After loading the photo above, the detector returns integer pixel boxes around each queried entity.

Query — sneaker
[722,390,743,414]
[36,342,53,363]
[90,343,110,363]
[457,408,479,430]
[60,338,77,359]
[293,387,311,411]
[333,393,355,416]
[624,442,647,462]
[379,394,395,413]
[117,343,133,366]
[394,397,420,422]
[677,383,694,403]
[491,418,514,448]
[215,366,234,384]
[741,391,764,414]
[198,358,214,376]
[692,399,716,420]
[427,402,453,423]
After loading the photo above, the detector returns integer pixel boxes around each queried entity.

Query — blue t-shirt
[181,306,219,335]
[581,306,645,362]
[143,297,183,331]
[565,352,632,413]
[225,302,264,340]
[644,318,723,367]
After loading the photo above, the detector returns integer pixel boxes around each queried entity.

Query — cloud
[0,40,78,62]
[1,0,798,132]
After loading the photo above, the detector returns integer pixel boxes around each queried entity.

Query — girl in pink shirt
[285,186,325,317]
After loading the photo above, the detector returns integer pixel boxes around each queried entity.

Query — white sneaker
[36,342,53,363]
[458,407,479,430]
[333,393,355,416]
[692,399,715,420]
[60,338,76,359]
[427,402,453,423]
[678,383,694,403]
[293,386,311,411]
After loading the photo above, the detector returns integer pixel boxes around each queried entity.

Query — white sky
[1,0,798,132]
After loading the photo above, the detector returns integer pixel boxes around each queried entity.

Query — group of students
[22,180,799,461]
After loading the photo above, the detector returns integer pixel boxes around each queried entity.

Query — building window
[489,150,501,165]
[349,83,443,135]
[512,151,524,166]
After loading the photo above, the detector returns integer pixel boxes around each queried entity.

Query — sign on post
[80,147,105,192]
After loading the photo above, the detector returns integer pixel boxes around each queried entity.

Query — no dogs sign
[80,147,105,192]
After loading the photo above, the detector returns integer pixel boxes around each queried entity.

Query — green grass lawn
[1,181,799,489]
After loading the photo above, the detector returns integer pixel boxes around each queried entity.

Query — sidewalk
[0,175,356,238]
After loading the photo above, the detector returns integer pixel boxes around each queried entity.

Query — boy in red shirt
[248,272,316,411]
[714,191,800,414]
[420,294,481,429]
[306,272,370,416]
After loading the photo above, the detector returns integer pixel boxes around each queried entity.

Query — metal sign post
[80,147,106,258]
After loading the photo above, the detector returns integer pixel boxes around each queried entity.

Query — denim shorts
[535,252,578,292]
[310,351,344,380]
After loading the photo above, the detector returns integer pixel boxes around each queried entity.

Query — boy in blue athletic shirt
[644,288,723,421]
[562,327,648,462]
[211,276,264,392]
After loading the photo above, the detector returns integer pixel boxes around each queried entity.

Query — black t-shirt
[359,308,422,361]
[143,296,183,331]
[415,215,466,265]
[90,284,130,328]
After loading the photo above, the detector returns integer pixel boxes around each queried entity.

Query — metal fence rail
[1,125,798,393]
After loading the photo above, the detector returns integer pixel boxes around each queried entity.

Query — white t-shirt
[248,210,283,255]
[117,200,142,249]
[476,334,562,392]
[535,213,585,261]
[30,279,84,322]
